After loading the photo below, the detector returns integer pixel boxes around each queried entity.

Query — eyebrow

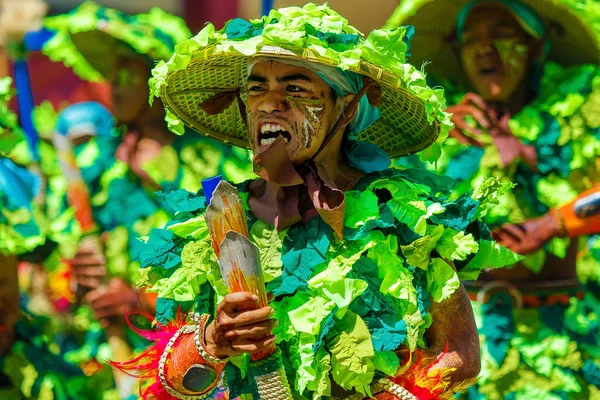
[247,73,313,84]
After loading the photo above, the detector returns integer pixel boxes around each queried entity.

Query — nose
[476,37,494,56]
[257,90,289,114]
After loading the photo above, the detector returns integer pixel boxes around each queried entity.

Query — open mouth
[480,66,500,76]
[259,122,292,146]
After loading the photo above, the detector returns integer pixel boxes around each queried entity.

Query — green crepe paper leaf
[344,190,379,229]
[367,234,415,303]
[155,189,207,214]
[249,220,285,282]
[104,226,132,280]
[536,176,578,209]
[307,346,332,399]
[520,250,546,274]
[327,311,375,395]
[508,106,544,141]
[373,350,400,376]
[307,232,377,304]
[165,109,185,135]
[367,177,435,234]
[366,235,424,349]
[180,239,225,296]
[400,224,444,269]
[167,214,209,240]
[471,177,516,219]
[287,292,336,335]
[272,297,297,342]
[293,332,320,395]
[436,227,479,261]
[546,237,569,259]
[459,239,523,280]
[426,258,460,303]
[32,101,60,139]
[361,27,408,71]
[319,278,368,319]
[41,32,104,82]
[548,93,585,118]
[142,146,179,185]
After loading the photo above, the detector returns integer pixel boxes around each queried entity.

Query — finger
[229,306,274,327]
[225,320,278,340]
[78,277,104,290]
[84,286,108,303]
[219,292,260,313]
[493,227,521,245]
[460,105,490,129]
[74,266,106,278]
[72,254,106,267]
[453,119,483,136]
[462,93,488,110]
[94,305,127,320]
[231,335,277,354]
[88,294,121,311]
[501,224,527,241]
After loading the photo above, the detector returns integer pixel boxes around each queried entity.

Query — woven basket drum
[399,0,600,88]
[159,46,440,158]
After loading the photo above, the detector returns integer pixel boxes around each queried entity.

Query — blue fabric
[55,102,115,138]
[316,69,390,172]
[456,0,546,42]
[0,157,40,209]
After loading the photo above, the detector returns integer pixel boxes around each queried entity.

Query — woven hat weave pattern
[152,3,454,160]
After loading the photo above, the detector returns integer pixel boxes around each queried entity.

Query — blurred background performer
[391,0,600,398]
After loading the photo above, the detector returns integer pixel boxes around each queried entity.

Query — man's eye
[248,85,265,92]
[462,35,478,46]
[286,85,305,93]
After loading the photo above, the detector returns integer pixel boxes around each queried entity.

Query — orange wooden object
[164,332,224,396]
[557,185,600,237]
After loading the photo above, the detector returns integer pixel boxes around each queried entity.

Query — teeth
[284,137,289,143]
[260,137,277,146]
[260,123,286,134]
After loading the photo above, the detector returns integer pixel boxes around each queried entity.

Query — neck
[313,129,364,191]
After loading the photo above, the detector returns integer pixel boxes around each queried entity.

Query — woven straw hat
[388,0,600,87]
[43,1,191,81]
[151,3,453,158]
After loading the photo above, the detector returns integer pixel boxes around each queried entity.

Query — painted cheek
[287,96,326,152]
[493,39,529,77]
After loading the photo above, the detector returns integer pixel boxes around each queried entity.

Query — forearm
[554,185,600,238]
[424,284,481,383]
[0,255,20,356]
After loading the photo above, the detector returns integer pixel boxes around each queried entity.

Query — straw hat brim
[400,0,600,87]
[160,46,440,158]
[69,30,120,78]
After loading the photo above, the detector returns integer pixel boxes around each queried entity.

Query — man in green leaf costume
[392,0,600,398]
[112,4,522,399]
[26,1,256,339]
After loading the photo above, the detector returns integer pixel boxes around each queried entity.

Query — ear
[528,37,546,62]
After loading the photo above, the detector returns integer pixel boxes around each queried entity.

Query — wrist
[547,209,566,239]
[203,321,228,360]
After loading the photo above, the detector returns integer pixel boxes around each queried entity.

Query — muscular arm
[424,283,481,383]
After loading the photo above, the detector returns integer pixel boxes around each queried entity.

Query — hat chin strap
[305,80,374,167]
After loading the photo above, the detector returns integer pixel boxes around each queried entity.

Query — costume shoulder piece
[134,170,520,398]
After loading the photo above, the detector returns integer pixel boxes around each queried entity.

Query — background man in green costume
[393,0,600,398]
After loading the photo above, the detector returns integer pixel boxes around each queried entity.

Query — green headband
[456,0,546,42]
